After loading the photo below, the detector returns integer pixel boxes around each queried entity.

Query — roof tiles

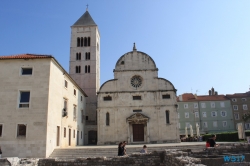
[0,54,52,60]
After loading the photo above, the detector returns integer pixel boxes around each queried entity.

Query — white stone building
[0,54,87,158]
[97,45,180,145]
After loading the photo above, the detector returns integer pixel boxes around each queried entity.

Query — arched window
[88,52,90,60]
[76,53,79,60]
[166,111,170,124]
[88,65,90,73]
[85,65,87,73]
[79,53,81,60]
[80,37,83,47]
[88,37,91,46]
[77,38,80,47]
[85,52,90,60]
[75,66,78,73]
[84,37,87,46]
[106,112,110,126]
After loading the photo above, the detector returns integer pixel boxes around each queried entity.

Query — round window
[131,75,142,88]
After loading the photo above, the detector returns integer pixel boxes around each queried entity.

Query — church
[0,9,179,158]
[69,10,180,145]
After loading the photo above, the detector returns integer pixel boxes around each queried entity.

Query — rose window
[131,76,142,88]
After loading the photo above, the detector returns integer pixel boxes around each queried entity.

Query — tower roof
[73,11,97,26]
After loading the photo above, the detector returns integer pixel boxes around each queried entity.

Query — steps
[49,144,207,159]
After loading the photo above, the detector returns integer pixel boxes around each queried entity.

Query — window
[81,110,84,123]
[242,98,247,101]
[220,102,225,107]
[222,121,227,127]
[77,37,80,47]
[85,52,90,60]
[103,96,112,101]
[85,65,90,73]
[64,80,68,88]
[213,121,217,127]
[201,103,206,108]
[133,110,142,112]
[184,104,188,109]
[21,68,32,75]
[243,104,248,110]
[162,94,170,99]
[84,37,87,46]
[211,111,217,117]
[75,66,81,73]
[232,98,237,102]
[0,124,2,137]
[64,99,68,110]
[64,127,66,137]
[233,105,238,110]
[76,53,81,60]
[88,37,90,46]
[202,112,207,117]
[203,122,208,128]
[211,102,215,108]
[245,123,250,130]
[17,124,26,137]
[19,91,30,108]
[80,37,84,47]
[194,103,198,109]
[166,111,170,124]
[106,112,110,126]
[121,61,124,65]
[86,116,88,120]
[221,111,227,117]
[234,113,240,120]
[73,105,76,121]
[74,89,76,96]
[185,112,189,118]
[133,96,141,100]
[195,112,199,118]
[186,122,190,128]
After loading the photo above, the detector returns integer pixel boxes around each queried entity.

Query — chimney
[209,90,211,96]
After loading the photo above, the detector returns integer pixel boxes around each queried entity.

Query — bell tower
[69,9,100,145]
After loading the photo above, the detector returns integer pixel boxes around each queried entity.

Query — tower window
[106,112,110,126]
[85,52,90,60]
[166,111,170,124]
[88,65,90,73]
[77,37,80,47]
[75,66,81,73]
[88,37,91,46]
[85,65,90,73]
[80,37,83,47]
[162,94,170,99]
[121,61,124,65]
[104,96,112,101]
[133,96,141,100]
[76,53,81,60]
[84,37,87,46]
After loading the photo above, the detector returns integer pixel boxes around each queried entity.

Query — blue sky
[1,0,250,96]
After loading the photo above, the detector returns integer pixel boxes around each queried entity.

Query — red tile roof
[0,54,52,59]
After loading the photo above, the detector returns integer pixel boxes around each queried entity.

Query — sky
[0,0,250,96]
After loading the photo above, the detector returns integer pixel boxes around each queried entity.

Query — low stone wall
[38,151,164,166]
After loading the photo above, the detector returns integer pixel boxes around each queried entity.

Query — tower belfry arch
[69,10,100,145]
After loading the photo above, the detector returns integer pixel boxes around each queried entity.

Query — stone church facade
[97,45,180,145]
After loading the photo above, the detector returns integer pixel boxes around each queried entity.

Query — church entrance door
[133,124,144,142]
[88,130,97,145]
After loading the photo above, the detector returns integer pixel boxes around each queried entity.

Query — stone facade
[97,46,180,145]
[69,10,100,145]
[0,55,86,158]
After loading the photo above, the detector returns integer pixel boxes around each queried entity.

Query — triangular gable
[126,113,149,123]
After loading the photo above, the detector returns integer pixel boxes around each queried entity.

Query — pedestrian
[0,146,2,158]
[118,142,124,156]
[208,134,219,147]
[140,145,147,153]
[123,141,127,155]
